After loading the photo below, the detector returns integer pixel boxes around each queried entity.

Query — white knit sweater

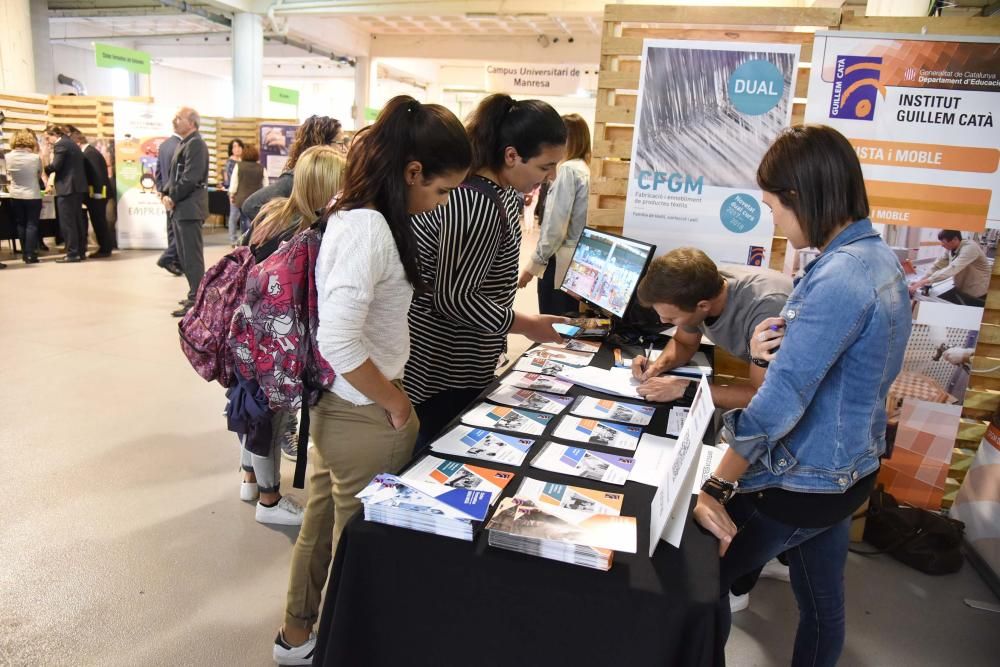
[315,208,414,405]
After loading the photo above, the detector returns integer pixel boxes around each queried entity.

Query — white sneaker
[760,558,791,582]
[729,592,750,613]
[256,496,304,526]
[240,481,259,502]
[273,631,316,666]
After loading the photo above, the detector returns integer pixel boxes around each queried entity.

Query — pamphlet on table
[553,416,643,452]
[618,350,714,378]
[402,455,515,505]
[487,385,574,414]
[514,355,573,377]
[524,345,596,367]
[430,425,534,466]
[666,406,689,437]
[515,477,624,515]
[531,443,635,485]
[461,403,554,435]
[571,396,655,426]
[500,371,574,395]
[544,339,601,354]
[557,365,641,400]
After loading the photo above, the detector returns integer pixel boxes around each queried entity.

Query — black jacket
[82,145,111,197]
[166,131,209,221]
[156,134,181,195]
[45,136,88,196]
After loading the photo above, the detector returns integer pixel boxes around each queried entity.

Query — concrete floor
[1,228,997,667]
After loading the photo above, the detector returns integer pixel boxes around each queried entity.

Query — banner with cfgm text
[805,32,1000,517]
[623,40,800,266]
[113,101,174,249]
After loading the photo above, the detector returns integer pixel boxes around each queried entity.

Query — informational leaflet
[649,375,715,554]
[500,371,574,395]
[487,385,574,414]
[557,366,641,400]
[553,416,643,452]
[461,403,554,436]
[622,350,714,378]
[629,434,677,487]
[666,406,690,437]
[401,455,516,505]
[113,101,174,249]
[525,346,596,367]
[623,41,799,266]
[545,339,601,354]
[530,443,635,485]
[357,473,492,541]
[514,355,572,376]
[430,425,534,466]
[515,477,624,515]
[570,396,656,426]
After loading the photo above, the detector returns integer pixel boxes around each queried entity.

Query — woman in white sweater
[274,95,472,666]
[518,114,592,315]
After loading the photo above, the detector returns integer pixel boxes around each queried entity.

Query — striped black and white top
[404,177,522,405]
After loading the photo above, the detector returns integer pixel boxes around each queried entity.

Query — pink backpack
[227,228,336,412]
[178,247,256,387]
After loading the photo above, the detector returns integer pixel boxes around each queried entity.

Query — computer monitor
[559,228,656,319]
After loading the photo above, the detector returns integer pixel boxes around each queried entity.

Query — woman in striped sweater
[404,93,571,449]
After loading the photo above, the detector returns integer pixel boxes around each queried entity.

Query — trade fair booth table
[312,343,722,667]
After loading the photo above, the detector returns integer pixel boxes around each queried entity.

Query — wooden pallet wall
[0,92,48,151]
[214,117,295,187]
[591,5,1000,507]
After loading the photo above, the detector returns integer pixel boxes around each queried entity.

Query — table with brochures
[312,342,721,667]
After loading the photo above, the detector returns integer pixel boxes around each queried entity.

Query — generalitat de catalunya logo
[829,55,884,121]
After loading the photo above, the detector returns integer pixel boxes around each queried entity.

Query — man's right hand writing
[631,355,660,382]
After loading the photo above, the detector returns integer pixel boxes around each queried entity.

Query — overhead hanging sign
[623,40,800,267]
[95,43,151,75]
[268,86,300,105]
[485,63,583,96]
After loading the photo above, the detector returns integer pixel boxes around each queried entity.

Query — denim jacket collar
[799,219,879,284]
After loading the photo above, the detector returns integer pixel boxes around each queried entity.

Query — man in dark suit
[43,124,89,263]
[163,107,209,317]
[155,132,183,276]
[70,129,114,258]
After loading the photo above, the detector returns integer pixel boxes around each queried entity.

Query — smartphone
[553,323,581,337]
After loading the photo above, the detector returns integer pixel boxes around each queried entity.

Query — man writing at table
[908,229,990,307]
[630,247,792,409]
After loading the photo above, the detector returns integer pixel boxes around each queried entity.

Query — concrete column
[1,0,36,92]
[232,12,263,117]
[353,56,371,130]
[30,0,52,93]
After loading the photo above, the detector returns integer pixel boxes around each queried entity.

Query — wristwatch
[750,356,770,368]
[700,475,738,505]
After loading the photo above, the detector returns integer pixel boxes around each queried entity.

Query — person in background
[222,138,245,245]
[70,129,114,258]
[43,124,89,263]
[404,94,569,450]
[155,131,183,276]
[518,113,592,315]
[5,129,45,264]
[229,143,268,241]
[631,248,791,409]
[695,125,910,667]
[909,229,990,307]
[236,145,346,527]
[241,116,342,226]
[273,96,471,666]
[162,107,209,317]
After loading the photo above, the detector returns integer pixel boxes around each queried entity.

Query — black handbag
[851,485,965,575]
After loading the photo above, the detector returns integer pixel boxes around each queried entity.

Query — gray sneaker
[281,420,299,462]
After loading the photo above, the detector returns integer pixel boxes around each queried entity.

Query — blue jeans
[227,203,242,244]
[717,494,850,667]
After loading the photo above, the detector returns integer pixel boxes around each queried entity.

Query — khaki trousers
[284,387,418,629]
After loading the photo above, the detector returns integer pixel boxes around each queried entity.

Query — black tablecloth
[0,196,61,247]
[209,189,230,217]
[313,343,721,667]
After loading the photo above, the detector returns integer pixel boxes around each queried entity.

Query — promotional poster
[113,101,173,249]
[259,123,299,179]
[623,40,799,266]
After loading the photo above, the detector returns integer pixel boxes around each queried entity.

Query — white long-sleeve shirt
[315,208,414,405]
[528,158,590,280]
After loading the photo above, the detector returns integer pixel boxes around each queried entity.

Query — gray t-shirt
[689,266,793,362]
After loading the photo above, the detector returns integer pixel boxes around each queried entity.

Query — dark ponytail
[332,95,471,290]
[466,94,568,174]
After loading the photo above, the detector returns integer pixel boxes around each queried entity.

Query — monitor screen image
[559,228,656,318]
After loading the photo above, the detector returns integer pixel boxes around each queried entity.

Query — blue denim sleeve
[723,255,876,464]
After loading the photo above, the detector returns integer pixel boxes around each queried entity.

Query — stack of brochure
[514,477,624,515]
[356,473,493,541]
[402,455,515,505]
[486,498,637,571]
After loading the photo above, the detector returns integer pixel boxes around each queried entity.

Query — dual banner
[622,32,999,576]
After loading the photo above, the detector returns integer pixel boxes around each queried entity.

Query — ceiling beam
[272,0,609,17]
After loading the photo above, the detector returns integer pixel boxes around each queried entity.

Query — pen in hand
[642,342,654,376]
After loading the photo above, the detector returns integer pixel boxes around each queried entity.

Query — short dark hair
[637,248,725,312]
[44,124,68,137]
[938,229,962,242]
[466,94,567,173]
[227,139,245,156]
[241,143,260,162]
[757,125,869,248]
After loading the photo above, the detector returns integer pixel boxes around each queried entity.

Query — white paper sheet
[557,366,642,399]
[629,434,677,486]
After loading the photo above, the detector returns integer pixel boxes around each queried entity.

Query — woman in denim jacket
[694,126,910,666]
